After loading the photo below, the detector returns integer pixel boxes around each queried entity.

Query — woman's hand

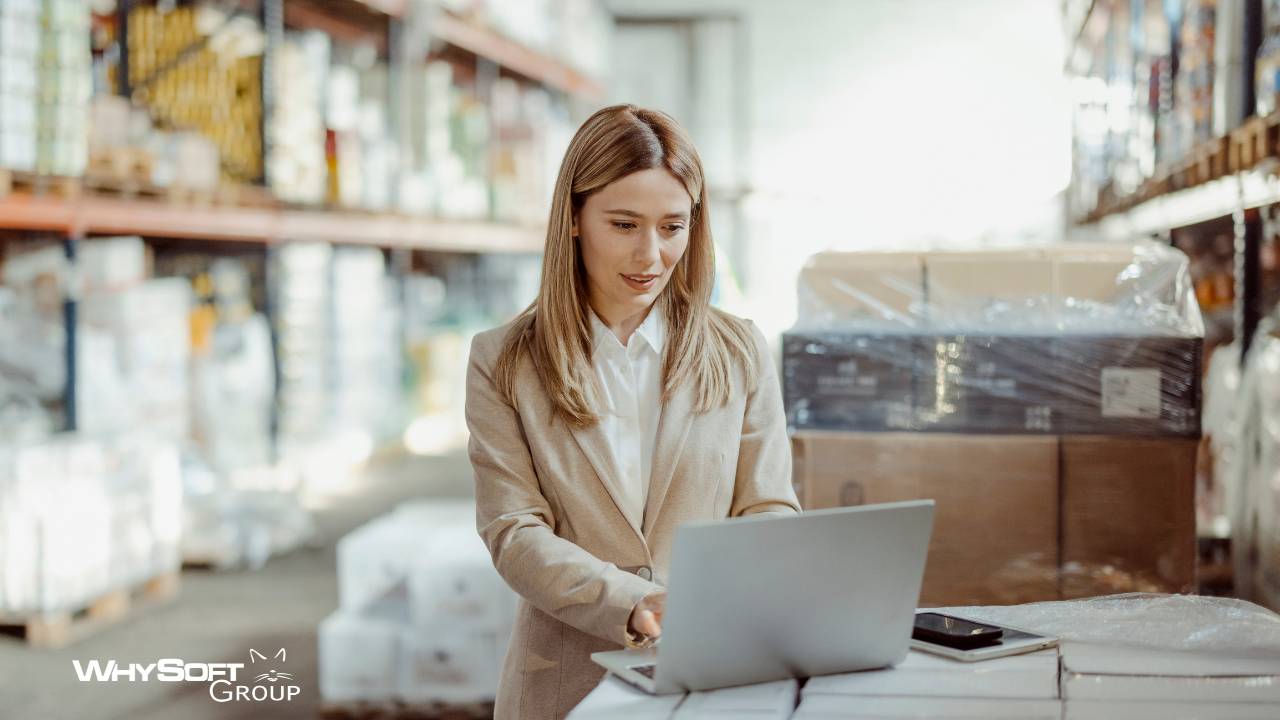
[628,591,666,642]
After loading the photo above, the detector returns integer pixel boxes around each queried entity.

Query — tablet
[910,616,1058,662]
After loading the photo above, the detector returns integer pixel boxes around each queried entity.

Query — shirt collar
[590,307,665,356]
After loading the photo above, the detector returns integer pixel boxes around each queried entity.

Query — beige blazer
[466,314,801,720]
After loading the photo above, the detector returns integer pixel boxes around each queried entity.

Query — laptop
[591,500,935,694]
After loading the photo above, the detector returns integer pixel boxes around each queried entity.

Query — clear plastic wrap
[940,593,1280,656]
[787,243,1204,606]
[1237,317,1280,608]
[947,595,1280,704]
[786,242,1204,436]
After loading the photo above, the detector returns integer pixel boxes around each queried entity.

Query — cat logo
[249,648,295,684]
[209,648,301,703]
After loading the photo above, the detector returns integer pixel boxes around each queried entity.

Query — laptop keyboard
[629,664,657,679]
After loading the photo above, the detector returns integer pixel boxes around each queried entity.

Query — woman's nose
[635,227,662,265]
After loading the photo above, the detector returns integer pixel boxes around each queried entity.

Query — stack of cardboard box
[786,243,1202,606]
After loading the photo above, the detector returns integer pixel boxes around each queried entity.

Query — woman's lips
[621,273,658,291]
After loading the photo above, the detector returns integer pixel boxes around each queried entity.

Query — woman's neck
[590,301,654,347]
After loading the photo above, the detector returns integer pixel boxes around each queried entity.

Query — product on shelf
[75,237,192,444]
[1175,0,1217,156]
[323,499,515,705]
[270,243,403,494]
[785,242,1204,604]
[0,0,90,175]
[0,241,68,410]
[127,4,264,183]
[331,246,403,443]
[268,30,329,205]
[1257,0,1280,116]
[0,0,41,173]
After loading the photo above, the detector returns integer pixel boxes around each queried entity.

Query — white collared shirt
[590,307,665,530]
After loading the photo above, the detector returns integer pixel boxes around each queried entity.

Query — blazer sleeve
[465,332,660,646]
[731,320,803,517]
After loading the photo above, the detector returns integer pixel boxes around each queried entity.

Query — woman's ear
[571,215,579,239]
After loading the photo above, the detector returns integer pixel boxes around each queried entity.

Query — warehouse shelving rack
[1064,0,1280,601]
[0,0,605,432]
[1066,0,1272,364]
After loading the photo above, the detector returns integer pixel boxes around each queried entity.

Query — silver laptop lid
[656,500,934,692]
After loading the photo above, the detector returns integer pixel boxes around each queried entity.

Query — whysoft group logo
[73,647,302,703]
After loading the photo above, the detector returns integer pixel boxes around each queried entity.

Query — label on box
[1100,368,1161,418]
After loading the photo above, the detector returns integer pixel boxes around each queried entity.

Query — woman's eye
[611,221,636,230]
[664,225,685,233]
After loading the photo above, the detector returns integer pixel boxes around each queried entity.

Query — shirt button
[637,566,652,581]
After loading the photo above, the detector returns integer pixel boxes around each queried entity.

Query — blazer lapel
[567,421,645,541]
[642,379,695,539]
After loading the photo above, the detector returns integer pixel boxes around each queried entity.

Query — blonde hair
[493,104,757,427]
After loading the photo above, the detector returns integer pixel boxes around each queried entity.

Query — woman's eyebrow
[603,209,689,219]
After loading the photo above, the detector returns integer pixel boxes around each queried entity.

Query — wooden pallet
[0,571,180,649]
[319,700,494,720]
[0,169,82,200]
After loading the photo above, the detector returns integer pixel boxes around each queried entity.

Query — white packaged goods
[674,680,799,720]
[793,695,1063,719]
[181,462,316,570]
[79,276,192,443]
[1235,321,1280,606]
[802,649,1059,701]
[76,236,147,294]
[398,629,499,704]
[1063,700,1280,719]
[319,596,406,703]
[0,245,68,404]
[0,434,182,614]
[191,313,275,473]
[267,31,328,204]
[324,500,517,705]
[34,0,90,176]
[337,499,488,612]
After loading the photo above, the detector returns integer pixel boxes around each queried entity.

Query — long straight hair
[493,104,757,427]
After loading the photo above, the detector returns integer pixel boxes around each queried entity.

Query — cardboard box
[1048,243,1144,305]
[924,250,1054,323]
[796,251,924,324]
[783,332,917,432]
[1060,437,1198,598]
[915,335,1060,434]
[1052,336,1202,437]
[791,432,1060,606]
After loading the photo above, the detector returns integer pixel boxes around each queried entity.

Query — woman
[466,104,800,720]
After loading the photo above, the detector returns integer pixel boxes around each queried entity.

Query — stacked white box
[330,246,402,444]
[319,588,408,703]
[0,434,182,615]
[323,500,516,705]
[36,0,90,176]
[79,274,193,444]
[0,0,39,171]
[271,242,332,452]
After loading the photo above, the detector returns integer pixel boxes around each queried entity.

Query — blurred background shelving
[1063,0,1280,603]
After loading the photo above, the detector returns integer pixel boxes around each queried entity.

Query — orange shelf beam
[0,192,545,254]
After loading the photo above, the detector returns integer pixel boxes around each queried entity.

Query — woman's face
[574,167,692,325]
